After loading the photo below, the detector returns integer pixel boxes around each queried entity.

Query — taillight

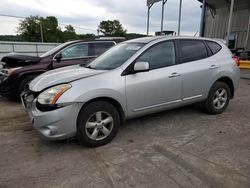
[232,55,240,66]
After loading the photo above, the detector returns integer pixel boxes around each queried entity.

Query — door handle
[169,72,181,78]
[209,65,219,69]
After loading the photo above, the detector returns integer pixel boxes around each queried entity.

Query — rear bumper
[24,97,83,140]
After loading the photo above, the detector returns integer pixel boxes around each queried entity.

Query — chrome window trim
[52,41,116,61]
[54,55,98,61]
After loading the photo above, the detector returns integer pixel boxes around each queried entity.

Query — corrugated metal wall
[0,41,60,60]
[204,7,250,50]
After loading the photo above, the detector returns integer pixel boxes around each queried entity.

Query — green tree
[42,16,61,42]
[18,15,43,42]
[62,25,78,41]
[18,16,63,42]
[78,33,95,40]
[98,20,127,37]
[0,35,25,41]
[125,33,146,40]
[17,15,97,43]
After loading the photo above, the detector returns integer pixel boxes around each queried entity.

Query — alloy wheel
[213,88,228,110]
[85,111,114,141]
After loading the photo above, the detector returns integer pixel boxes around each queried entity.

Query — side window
[206,41,222,54]
[180,40,208,63]
[61,43,88,59]
[136,41,176,70]
[89,42,115,56]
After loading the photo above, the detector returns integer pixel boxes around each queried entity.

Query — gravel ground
[0,70,250,188]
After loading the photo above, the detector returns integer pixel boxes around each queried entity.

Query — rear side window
[179,40,208,63]
[89,42,115,56]
[206,41,222,54]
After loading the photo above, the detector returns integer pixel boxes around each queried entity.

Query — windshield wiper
[79,62,86,67]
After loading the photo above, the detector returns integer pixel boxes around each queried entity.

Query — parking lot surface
[0,70,250,188]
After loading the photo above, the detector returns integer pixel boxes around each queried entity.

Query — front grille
[0,69,8,77]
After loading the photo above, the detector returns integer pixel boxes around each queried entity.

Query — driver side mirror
[134,61,150,73]
[55,53,62,62]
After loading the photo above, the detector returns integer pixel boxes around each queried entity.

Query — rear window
[179,40,208,63]
[206,41,222,54]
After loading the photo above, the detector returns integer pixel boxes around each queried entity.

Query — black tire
[77,101,120,147]
[201,81,231,114]
[19,75,37,94]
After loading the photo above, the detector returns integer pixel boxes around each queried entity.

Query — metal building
[199,0,250,52]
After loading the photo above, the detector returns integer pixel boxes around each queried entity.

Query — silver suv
[22,36,240,147]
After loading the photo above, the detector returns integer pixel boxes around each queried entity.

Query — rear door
[89,42,115,57]
[178,39,220,103]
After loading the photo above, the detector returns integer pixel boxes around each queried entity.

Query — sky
[0,0,202,36]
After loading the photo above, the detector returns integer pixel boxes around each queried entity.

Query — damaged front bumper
[21,90,83,140]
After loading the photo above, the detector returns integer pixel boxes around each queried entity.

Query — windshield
[40,42,72,57]
[87,43,144,70]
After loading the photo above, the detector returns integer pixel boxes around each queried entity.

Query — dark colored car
[0,38,124,99]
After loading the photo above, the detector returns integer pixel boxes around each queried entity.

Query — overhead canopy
[198,0,250,50]
[147,0,161,6]
[197,0,250,9]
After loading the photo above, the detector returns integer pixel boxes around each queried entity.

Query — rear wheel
[201,81,231,114]
[77,101,120,147]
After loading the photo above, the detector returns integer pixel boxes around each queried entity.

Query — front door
[53,42,92,68]
[125,40,182,117]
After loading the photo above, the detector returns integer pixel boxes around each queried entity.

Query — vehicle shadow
[40,104,205,148]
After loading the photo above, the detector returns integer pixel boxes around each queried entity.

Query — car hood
[29,65,107,92]
[1,53,41,68]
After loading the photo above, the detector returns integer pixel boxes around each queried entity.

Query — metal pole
[178,0,182,36]
[161,0,164,33]
[226,0,234,46]
[199,0,206,37]
[12,43,15,53]
[147,6,150,36]
[35,44,39,56]
[40,20,43,42]
[245,12,250,51]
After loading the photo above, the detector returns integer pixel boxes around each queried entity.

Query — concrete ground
[0,71,250,188]
[241,69,250,79]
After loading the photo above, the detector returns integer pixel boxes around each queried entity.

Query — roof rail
[96,37,126,40]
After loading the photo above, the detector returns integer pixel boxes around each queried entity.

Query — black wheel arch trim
[78,97,126,126]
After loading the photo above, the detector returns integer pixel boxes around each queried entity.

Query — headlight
[38,84,71,105]
[0,67,22,77]
[8,67,22,76]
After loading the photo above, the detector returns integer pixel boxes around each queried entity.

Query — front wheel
[201,81,231,114]
[77,101,120,147]
[19,75,37,93]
